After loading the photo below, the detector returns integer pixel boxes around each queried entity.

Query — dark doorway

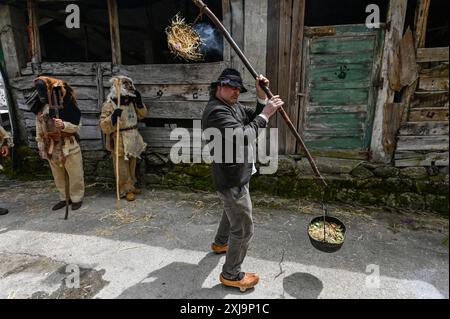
[38,0,112,62]
[305,0,389,26]
[426,0,449,48]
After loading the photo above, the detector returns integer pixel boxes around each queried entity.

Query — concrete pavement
[0,179,448,299]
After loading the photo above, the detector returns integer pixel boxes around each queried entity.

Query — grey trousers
[215,183,254,280]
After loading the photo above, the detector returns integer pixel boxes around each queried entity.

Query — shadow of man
[117,252,261,299]
[117,252,224,299]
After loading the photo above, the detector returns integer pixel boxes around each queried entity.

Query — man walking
[202,68,284,291]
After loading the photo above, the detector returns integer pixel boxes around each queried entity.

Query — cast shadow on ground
[117,253,258,299]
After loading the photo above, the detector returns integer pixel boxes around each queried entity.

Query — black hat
[212,68,248,93]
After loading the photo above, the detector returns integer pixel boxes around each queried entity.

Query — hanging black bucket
[308,210,347,253]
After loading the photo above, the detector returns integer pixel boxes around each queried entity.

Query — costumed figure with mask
[28,76,85,211]
[0,124,13,215]
[100,76,148,202]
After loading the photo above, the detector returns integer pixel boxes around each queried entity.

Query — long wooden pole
[192,0,327,188]
[49,89,70,220]
[115,80,122,207]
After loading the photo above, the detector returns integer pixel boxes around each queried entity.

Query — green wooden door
[300,25,384,157]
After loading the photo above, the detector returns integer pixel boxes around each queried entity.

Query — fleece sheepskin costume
[99,76,148,199]
[30,76,85,205]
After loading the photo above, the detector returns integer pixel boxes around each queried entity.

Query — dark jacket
[202,97,267,191]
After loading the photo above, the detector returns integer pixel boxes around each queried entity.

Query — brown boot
[220,272,260,292]
[126,192,136,202]
[211,243,228,254]
[132,188,142,195]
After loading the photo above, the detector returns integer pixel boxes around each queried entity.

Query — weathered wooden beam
[418,77,449,91]
[400,0,432,123]
[395,151,449,167]
[417,47,450,63]
[79,140,105,151]
[243,0,268,85]
[10,75,101,89]
[79,126,102,140]
[0,4,27,78]
[288,0,305,154]
[420,64,449,78]
[414,0,431,49]
[298,149,369,161]
[221,0,232,64]
[370,0,408,163]
[21,62,113,76]
[276,0,293,154]
[266,0,280,145]
[399,122,449,136]
[27,0,41,64]
[230,0,245,75]
[266,0,280,94]
[382,102,406,158]
[112,63,227,85]
[396,135,449,152]
[107,0,121,65]
[142,100,206,120]
[141,127,206,155]
[409,108,449,122]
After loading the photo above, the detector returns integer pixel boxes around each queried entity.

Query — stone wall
[4,149,449,216]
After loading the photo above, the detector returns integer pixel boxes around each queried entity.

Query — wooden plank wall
[10,62,112,151]
[4,0,269,155]
[395,48,449,167]
[266,0,306,155]
[394,0,449,168]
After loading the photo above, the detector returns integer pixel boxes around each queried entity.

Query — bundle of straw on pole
[166,14,204,61]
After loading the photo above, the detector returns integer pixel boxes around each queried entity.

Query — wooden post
[243,0,268,85]
[268,0,306,155]
[222,0,232,65]
[266,0,280,145]
[0,4,27,78]
[107,0,122,65]
[27,0,41,64]
[370,0,408,163]
[414,0,431,49]
[0,3,28,146]
[401,0,431,123]
[276,0,292,154]
[287,0,305,154]
[230,0,245,75]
